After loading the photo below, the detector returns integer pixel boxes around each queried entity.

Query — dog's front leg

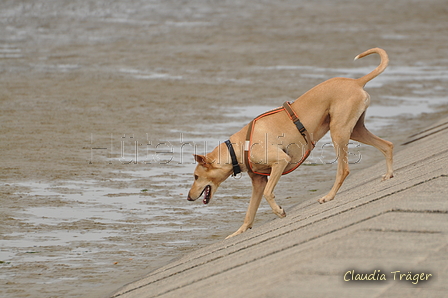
[263,151,290,218]
[226,173,267,239]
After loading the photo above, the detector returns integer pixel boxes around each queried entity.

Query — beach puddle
[1,169,208,265]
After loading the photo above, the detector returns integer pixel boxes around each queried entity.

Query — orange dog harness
[243,102,314,176]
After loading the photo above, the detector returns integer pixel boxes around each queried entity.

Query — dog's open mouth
[201,185,211,204]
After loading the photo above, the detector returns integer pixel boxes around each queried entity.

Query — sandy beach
[1,0,447,297]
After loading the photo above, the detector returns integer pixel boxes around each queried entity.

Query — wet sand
[1,0,447,297]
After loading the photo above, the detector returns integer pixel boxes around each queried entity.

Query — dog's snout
[187,195,194,201]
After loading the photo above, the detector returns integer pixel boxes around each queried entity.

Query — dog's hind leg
[263,150,291,217]
[318,112,358,204]
[350,112,394,180]
[318,101,369,204]
[226,173,267,239]
[318,133,351,203]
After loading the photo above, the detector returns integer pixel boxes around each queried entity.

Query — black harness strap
[224,140,242,176]
[282,101,308,143]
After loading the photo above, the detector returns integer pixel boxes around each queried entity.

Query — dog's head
[187,153,232,204]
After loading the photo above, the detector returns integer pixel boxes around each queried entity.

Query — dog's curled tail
[354,48,389,87]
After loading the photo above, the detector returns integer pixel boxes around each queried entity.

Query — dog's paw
[225,233,237,239]
[226,229,244,239]
[226,225,250,239]
[318,195,334,204]
[273,206,286,218]
[382,172,394,181]
[279,207,286,217]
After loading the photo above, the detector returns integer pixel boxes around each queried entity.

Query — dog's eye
[194,175,199,180]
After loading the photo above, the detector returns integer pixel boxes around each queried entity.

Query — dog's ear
[193,154,210,168]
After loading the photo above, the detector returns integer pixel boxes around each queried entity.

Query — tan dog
[187,48,394,239]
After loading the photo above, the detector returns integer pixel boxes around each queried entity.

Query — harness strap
[282,101,309,144]
[244,121,254,173]
[224,140,242,177]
